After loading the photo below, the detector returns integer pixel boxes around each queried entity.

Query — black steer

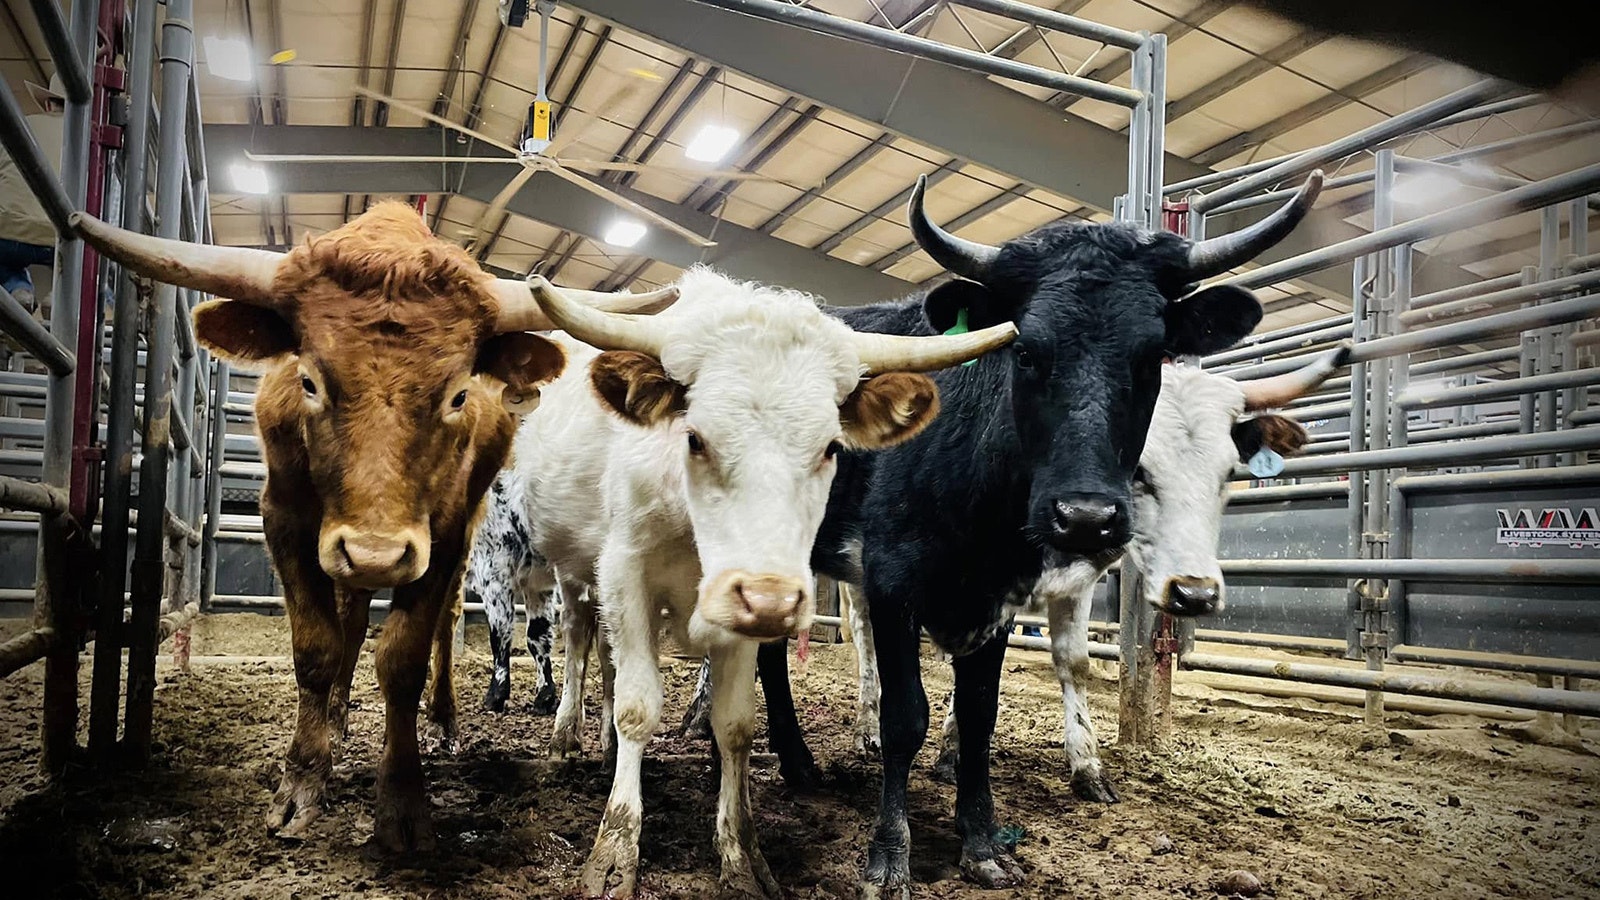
[752,171,1325,897]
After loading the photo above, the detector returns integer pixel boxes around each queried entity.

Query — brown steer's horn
[1239,340,1352,411]
[489,277,679,333]
[908,174,1001,283]
[522,275,669,356]
[850,323,1019,375]
[71,212,283,306]
[1185,171,1325,281]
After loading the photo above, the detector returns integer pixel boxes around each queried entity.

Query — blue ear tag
[943,307,977,367]
[1247,446,1285,478]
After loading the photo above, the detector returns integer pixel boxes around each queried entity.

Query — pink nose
[322,527,427,587]
[339,535,411,574]
[732,575,805,639]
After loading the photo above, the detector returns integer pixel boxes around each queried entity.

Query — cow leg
[952,632,1024,888]
[372,583,452,854]
[527,584,560,715]
[845,584,882,755]
[756,639,822,791]
[1043,573,1117,803]
[422,585,462,756]
[680,656,714,739]
[930,690,958,783]
[328,588,373,753]
[598,620,619,768]
[551,577,595,759]
[711,642,781,899]
[481,579,514,712]
[578,576,660,899]
[266,539,340,838]
[860,598,927,900]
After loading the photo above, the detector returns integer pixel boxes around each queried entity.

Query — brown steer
[73,203,677,852]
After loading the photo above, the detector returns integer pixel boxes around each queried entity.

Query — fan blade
[244,152,524,164]
[353,85,521,156]
[551,158,821,185]
[466,164,539,253]
[547,164,717,248]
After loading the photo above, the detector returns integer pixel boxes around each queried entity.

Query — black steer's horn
[908,174,1000,283]
[1184,170,1325,281]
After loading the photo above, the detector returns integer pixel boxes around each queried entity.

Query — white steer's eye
[687,431,705,455]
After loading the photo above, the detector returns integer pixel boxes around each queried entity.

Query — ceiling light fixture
[230,162,271,195]
[603,219,647,248]
[684,124,740,163]
[204,36,255,82]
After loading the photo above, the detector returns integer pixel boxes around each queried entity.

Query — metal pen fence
[0,0,219,772]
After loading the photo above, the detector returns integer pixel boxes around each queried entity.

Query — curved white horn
[851,321,1019,375]
[1186,171,1325,281]
[488,277,679,334]
[522,275,669,356]
[71,212,283,306]
[1239,340,1352,411]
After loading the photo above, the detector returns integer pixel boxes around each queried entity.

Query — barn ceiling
[3,0,1597,330]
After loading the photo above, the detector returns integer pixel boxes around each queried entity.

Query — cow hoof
[929,746,959,785]
[530,685,559,716]
[862,844,911,900]
[719,857,781,899]
[579,836,640,899]
[482,685,510,713]
[855,729,881,758]
[680,700,713,740]
[778,756,824,793]
[549,724,583,760]
[1070,768,1120,804]
[266,769,326,838]
[959,849,1024,888]
[374,788,436,854]
[421,721,460,757]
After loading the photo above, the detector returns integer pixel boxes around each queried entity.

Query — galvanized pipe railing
[1397,367,1599,412]
[0,286,75,375]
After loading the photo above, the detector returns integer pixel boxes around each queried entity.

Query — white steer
[511,268,1015,899]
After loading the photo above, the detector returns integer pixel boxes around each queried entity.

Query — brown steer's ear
[1231,414,1309,461]
[193,299,296,369]
[840,372,940,450]
[590,350,687,426]
[476,333,566,412]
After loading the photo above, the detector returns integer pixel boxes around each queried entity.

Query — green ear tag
[943,307,977,367]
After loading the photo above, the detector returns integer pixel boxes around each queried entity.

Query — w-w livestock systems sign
[1496,508,1600,548]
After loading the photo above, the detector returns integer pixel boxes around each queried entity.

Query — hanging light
[203,36,254,82]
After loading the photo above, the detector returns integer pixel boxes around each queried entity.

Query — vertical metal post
[124,0,193,763]
[1345,255,1369,661]
[1359,150,1397,726]
[1386,218,1412,648]
[1538,204,1560,468]
[37,0,99,775]
[90,0,159,758]
[200,361,229,609]
[1518,264,1539,466]
[1562,198,1589,465]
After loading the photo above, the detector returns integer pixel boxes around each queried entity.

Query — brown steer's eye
[687,431,705,455]
[825,440,843,460]
[301,376,316,397]
[451,389,468,410]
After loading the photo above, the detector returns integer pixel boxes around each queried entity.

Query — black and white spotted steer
[758,171,1325,896]
[467,473,563,715]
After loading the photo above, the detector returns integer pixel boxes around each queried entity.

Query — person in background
[0,75,66,318]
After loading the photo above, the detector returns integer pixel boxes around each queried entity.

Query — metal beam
[207,125,911,302]
[433,0,485,119]
[567,0,1482,302]
[1192,56,1434,166]
[816,160,960,254]
[1163,30,1324,124]
[1053,0,1234,112]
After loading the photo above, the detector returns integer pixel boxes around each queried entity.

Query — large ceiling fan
[245,2,816,250]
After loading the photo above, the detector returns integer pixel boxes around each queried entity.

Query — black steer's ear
[1165,284,1263,356]
[923,278,1011,333]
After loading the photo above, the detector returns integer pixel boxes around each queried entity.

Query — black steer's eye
[687,431,705,455]
[825,440,843,460]
[1014,346,1033,369]
[301,376,317,397]
[451,389,468,410]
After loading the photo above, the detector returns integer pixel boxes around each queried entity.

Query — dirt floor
[1,613,1597,900]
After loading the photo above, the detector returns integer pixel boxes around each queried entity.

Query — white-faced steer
[510,267,1014,899]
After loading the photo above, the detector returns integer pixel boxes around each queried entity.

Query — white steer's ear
[589,350,687,426]
[840,372,940,450]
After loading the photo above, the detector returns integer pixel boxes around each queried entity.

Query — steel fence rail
[0,286,75,375]
[1397,367,1599,411]
[1233,426,1600,479]
[948,0,1143,49]
[1401,269,1600,324]
[1218,557,1600,582]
